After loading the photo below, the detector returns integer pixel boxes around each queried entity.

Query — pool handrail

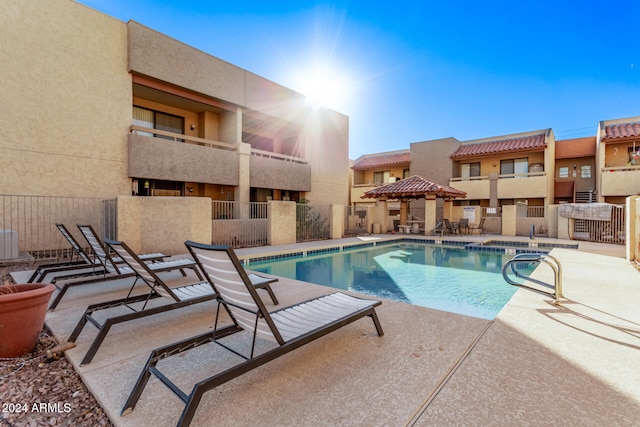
[502,253,564,305]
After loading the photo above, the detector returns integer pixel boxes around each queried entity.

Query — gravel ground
[0,330,113,427]
[1,264,113,427]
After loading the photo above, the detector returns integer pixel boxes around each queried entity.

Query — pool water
[248,243,534,320]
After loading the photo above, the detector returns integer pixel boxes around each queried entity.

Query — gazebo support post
[425,198,437,235]
[400,199,409,228]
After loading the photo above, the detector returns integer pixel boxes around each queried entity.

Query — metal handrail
[502,253,564,305]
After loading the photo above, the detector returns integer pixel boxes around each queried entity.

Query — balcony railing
[251,148,307,164]
[601,165,640,173]
[130,125,236,151]
[600,166,640,196]
[450,171,546,182]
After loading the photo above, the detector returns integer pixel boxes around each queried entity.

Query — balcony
[450,172,547,200]
[448,176,491,199]
[601,166,640,196]
[351,183,381,203]
[128,126,239,185]
[249,149,311,191]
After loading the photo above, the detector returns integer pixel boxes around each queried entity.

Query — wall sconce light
[187,187,193,193]
[492,162,497,167]
[190,124,196,131]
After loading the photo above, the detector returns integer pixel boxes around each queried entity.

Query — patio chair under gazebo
[361,175,466,234]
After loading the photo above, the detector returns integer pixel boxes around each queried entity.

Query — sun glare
[298,65,348,110]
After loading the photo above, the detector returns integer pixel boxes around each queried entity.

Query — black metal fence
[0,195,116,262]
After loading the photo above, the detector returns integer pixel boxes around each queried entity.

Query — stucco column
[330,204,344,239]
[424,198,437,235]
[267,201,296,245]
[443,199,453,220]
[489,173,499,208]
[375,200,388,232]
[502,205,517,236]
[237,142,251,213]
[366,205,376,233]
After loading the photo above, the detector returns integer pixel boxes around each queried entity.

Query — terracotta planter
[0,283,56,358]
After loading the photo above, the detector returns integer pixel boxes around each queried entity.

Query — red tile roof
[602,121,640,140]
[555,137,596,159]
[362,175,466,199]
[352,151,410,170]
[450,133,547,159]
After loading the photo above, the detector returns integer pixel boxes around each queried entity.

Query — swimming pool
[247,243,534,320]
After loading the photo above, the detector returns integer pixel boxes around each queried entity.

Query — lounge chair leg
[48,284,66,310]
[177,388,205,427]
[369,309,384,337]
[121,351,160,416]
[80,319,115,366]
[68,310,92,343]
[264,284,279,305]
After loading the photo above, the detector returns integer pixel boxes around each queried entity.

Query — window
[373,171,390,184]
[133,106,184,140]
[403,169,410,179]
[558,166,569,178]
[501,158,528,177]
[629,147,640,164]
[580,165,591,178]
[461,162,480,179]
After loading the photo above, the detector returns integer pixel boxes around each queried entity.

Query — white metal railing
[601,165,640,172]
[130,125,237,151]
[250,148,307,164]
[211,201,268,248]
[211,201,267,220]
[516,206,546,236]
[450,171,546,182]
[0,195,116,262]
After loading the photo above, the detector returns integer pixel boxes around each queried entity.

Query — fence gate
[296,203,330,242]
[211,201,268,248]
[516,205,546,237]
[573,205,625,245]
[481,207,502,234]
[345,205,368,235]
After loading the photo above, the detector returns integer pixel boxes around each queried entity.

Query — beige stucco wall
[601,170,640,197]
[128,133,240,185]
[117,196,212,255]
[502,205,517,236]
[497,175,548,199]
[547,204,558,238]
[304,109,350,205]
[267,201,296,245]
[628,196,639,261]
[128,21,247,107]
[0,0,131,198]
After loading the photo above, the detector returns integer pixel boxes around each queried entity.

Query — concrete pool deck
[44,235,640,426]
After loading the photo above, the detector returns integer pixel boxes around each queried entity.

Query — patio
[43,235,640,426]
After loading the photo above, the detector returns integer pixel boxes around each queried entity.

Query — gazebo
[362,175,466,233]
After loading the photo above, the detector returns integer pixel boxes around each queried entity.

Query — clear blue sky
[79,0,640,159]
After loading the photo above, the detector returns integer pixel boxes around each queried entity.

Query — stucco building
[1,0,349,207]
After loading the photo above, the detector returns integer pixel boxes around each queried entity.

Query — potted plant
[0,281,56,358]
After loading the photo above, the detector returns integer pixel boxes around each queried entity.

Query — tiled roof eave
[352,161,411,171]
[451,146,546,160]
